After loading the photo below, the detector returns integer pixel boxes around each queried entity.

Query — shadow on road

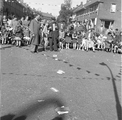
[99,62,122,120]
[0,45,14,50]
[0,95,67,120]
[0,114,15,120]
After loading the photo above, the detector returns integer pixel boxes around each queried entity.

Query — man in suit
[48,18,59,51]
[29,15,42,53]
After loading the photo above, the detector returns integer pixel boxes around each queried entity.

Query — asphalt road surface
[0,45,121,120]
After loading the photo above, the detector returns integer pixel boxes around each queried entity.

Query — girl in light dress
[1,24,7,44]
[77,31,82,50]
[72,31,77,49]
[65,32,72,49]
[42,22,49,51]
[59,29,65,49]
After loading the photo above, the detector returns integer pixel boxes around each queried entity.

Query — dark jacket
[48,22,59,39]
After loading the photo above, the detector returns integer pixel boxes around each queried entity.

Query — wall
[98,0,121,30]
[4,1,24,18]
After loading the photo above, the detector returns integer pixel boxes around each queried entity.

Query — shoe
[35,50,38,53]
[31,51,36,53]
[54,50,59,52]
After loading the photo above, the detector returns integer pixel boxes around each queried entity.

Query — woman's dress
[22,20,30,37]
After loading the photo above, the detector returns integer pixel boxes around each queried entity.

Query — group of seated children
[59,29,86,50]
[0,16,31,47]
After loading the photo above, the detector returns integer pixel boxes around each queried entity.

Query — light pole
[0,0,4,26]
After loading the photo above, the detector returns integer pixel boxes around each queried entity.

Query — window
[110,3,116,13]
[101,20,114,29]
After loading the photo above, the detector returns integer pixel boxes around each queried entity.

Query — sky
[24,0,86,16]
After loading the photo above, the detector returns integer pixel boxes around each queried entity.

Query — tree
[64,0,72,8]
[57,0,73,25]
[0,0,4,27]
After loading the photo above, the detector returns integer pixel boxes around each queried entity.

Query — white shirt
[53,23,56,31]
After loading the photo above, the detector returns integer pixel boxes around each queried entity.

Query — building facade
[41,12,54,20]
[73,0,121,31]
[3,0,33,19]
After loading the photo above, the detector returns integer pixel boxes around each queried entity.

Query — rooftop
[73,4,85,13]
[73,0,103,13]
[84,0,103,7]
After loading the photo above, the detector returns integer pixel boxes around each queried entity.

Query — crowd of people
[0,15,32,47]
[0,14,122,54]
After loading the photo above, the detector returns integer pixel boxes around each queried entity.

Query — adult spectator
[114,29,121,44]
[7,16,12,27]
[23,16,31,38]
[21,16,24,24]
[48,18,59,51]
[29,15,42,53]
[10,16,18,34]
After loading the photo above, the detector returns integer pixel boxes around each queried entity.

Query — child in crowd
[42,23,49,51]
[1,24,7,44]
[77,31,82,50]
[65,32,71,49]
[72,31,77,49]
[59,29,65,50]
[14,20,23,47]
[105,32,113,52]
[80,31,88,51]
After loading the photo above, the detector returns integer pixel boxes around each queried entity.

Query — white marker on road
[57,110,69,115]
[37,100,45,102]
[55,106,69,115]
[57,70,65,74]
[50,87,59,92]
[53,54,57,58]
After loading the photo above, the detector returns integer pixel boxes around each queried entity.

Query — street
[0,45,121,120]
